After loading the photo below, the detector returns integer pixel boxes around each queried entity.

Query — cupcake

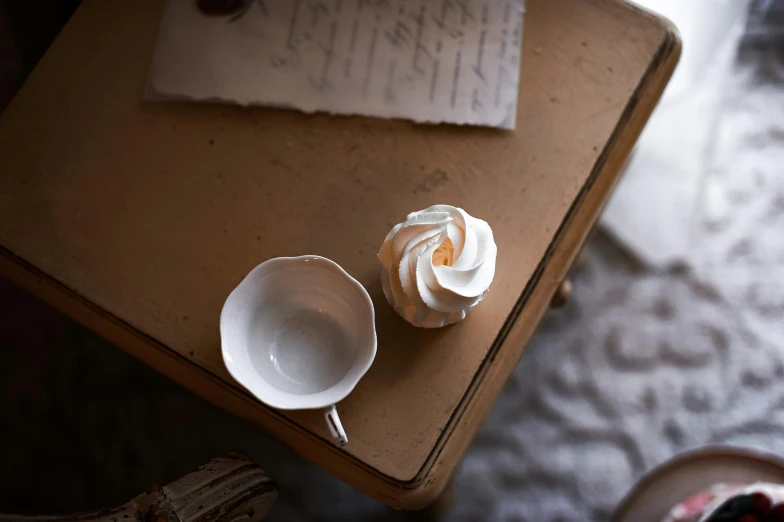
[378,205,497,328]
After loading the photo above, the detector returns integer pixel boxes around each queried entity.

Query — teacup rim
[219,255,377,411]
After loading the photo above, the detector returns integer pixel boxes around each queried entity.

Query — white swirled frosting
[378,205,497,328]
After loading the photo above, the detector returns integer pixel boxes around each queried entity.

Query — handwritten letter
[148,0,525,129]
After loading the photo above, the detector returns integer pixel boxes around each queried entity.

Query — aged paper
[147,0,525,129]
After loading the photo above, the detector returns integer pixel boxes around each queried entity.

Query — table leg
[418,477,455,518]
[550,279,573,308]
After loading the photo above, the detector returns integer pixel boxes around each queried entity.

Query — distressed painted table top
[0,0,678,509]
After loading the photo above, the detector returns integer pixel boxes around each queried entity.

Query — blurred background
[0,1,782,520]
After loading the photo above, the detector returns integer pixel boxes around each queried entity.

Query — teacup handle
[324,405,348,446]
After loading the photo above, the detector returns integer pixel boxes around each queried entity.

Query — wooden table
[0,0,679,510]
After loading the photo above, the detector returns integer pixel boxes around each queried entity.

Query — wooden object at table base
[0,453,278,522]
[0,0,680,510]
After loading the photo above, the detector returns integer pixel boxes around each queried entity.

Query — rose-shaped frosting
[378,205,497,328]
[697,483,784,522]
[661,482,784,522]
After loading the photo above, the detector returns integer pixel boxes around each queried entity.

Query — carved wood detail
[0,453,277,522]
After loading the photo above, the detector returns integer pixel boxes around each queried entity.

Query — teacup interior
[243,260,373,396]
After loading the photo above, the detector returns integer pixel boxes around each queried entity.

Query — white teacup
[220,256,376,446]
